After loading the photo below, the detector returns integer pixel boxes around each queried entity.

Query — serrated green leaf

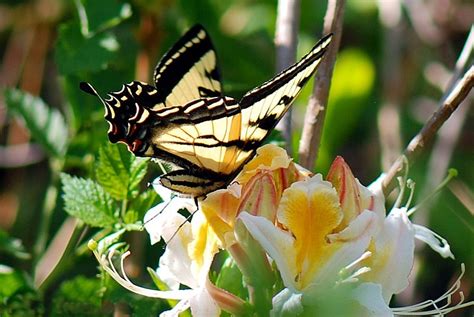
[51,276,103,317]
[0,267,43,316]
[61,173,116,227]
[4,89,68,157]
[96,143,148,200]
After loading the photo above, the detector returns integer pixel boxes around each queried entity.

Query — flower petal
[157,213,196,288]
[238,144,293,182]
[327,156,362,228]
[188,211,220,283]
[200,144,308,247]
[327,210,380,243]
[156,210,219,290]
[361,208,415,301]
[239,212,298,291]
[277,175,343,290]
[413,224,454,259]
[189,287,220,317]
[271,288,304,317]
[352,283,393,317]
[144,195,196,245]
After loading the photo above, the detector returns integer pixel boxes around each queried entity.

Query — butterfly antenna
[164,198,199,244]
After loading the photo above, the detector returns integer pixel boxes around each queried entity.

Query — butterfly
[80,24,332,198]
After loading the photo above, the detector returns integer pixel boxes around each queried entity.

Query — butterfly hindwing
[81,25,332,198]
[80,81,159,151]
[80,24,223,156]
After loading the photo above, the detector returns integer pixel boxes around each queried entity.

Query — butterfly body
[80,24,332,197]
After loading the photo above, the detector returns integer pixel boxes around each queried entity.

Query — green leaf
[0,230,30,260]
[0,267,43,316]
[104,277,164,316]
[96,143,148,200]
[76,0,132,36]
[50,276,103,317]
[127,189,160,222]
[146,267,184,316]
[55,22,120,76]
[215,255,248,300]
[61,173,116,227]
[4,89,68,157]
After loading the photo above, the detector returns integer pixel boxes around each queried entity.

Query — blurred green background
[0,0,472,315]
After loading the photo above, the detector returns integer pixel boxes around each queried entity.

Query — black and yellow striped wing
[81,24,332,198]
[80,24,222,144]
[148,34,333,197]
[152,24,222,106]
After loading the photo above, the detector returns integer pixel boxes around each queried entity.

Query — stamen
[393,157,410,209]
[338,251,372,283]
[393,176,406,209]
[391,264,473,315]
[405,179,416,212]
[407,169,457,215]
[91,242,192,300]
[120,251,132,283]
[345,251,372,272]
[339,267,372,285]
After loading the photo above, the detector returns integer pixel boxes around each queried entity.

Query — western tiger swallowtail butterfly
[80,24,332,198]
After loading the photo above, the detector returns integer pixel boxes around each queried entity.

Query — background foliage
[0,0,472,315]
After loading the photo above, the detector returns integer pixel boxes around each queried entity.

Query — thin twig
[382,65,474,196]
[275,0,300,156]
[415,26,474,221]
[298,0,345,170]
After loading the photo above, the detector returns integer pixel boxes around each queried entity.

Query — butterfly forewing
[153,24,222,108]
[238,34,333,147]
[80,24,223,158]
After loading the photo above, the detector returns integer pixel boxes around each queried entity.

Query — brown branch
[275,0,300,156]
[382,65,474,196]
[418,26,474,206]
[298,0,345,170]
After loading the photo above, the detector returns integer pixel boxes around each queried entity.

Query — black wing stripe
[153,25,221,104]
[239,34,332,108]
[166,138,259,151]
[153,97,240,125]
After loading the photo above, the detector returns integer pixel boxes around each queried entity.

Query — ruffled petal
[277,175,343,290]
